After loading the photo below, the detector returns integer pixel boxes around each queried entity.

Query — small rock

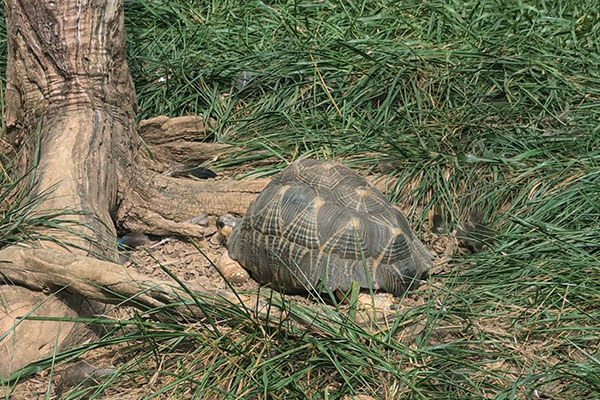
[354,292,395,311]
[118,232,151,248]
[188,213,209,226]
[54,361,117,399]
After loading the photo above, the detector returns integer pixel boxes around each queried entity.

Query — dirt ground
[6,234,458,399]
[4,165,459,399]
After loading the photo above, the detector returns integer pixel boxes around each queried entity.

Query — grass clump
[1,0,600,398]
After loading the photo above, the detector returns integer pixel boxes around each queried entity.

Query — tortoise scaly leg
[218,251,250,285]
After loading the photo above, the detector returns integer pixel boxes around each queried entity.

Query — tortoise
[218,159,432,297]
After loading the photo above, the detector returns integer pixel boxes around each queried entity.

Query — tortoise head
[216,214,241,239]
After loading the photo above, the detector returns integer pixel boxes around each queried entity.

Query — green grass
[2,0,600,398]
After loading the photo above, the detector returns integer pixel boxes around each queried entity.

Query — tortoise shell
[227,159,432,296]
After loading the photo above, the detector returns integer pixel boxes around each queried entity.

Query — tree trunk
[0,0,138,378]
[0,0,265,378]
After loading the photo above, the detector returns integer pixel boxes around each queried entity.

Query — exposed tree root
[0,244,400,378]
[116,170,270,237]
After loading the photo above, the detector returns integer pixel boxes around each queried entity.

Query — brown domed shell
[227,159,432,296]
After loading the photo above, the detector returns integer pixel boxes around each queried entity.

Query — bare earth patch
[4,204,460,399]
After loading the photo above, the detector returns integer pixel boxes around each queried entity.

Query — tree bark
[1,0,138,378]
[0,0,263,378]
